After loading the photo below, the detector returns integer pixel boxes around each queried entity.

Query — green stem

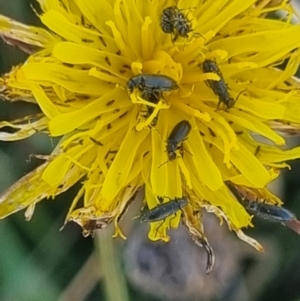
[95,231,129,301]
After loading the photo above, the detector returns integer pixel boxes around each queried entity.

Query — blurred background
[1,1,300,300]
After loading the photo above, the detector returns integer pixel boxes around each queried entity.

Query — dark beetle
[167,120,192,161]
[127,74,178,100]
[127,74,178,126]
[244,200,295,223]
[171,8,192,38]
[202,59,235,109]
[227,182,296,224]
[160,7,174,34]
[141,197,188,223]
[160,6,192,40]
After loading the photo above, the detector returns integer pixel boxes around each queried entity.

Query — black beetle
[127,74,178,100]
[202,59,235,109]
[227,182,296,224]
[167,120,192,161]
[160,6,192,40]
[160,7,175,34]
[244,200,295,223]
[141,197,187,223]
[127,74,178,126]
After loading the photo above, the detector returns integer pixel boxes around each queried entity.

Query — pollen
[1,0,300,268]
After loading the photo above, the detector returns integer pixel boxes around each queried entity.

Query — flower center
[142,50,183,82]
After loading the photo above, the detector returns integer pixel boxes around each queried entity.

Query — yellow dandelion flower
[1,0,300,269]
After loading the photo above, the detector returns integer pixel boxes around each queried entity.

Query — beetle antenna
[234,89,247,105]
[158,159,169,169]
